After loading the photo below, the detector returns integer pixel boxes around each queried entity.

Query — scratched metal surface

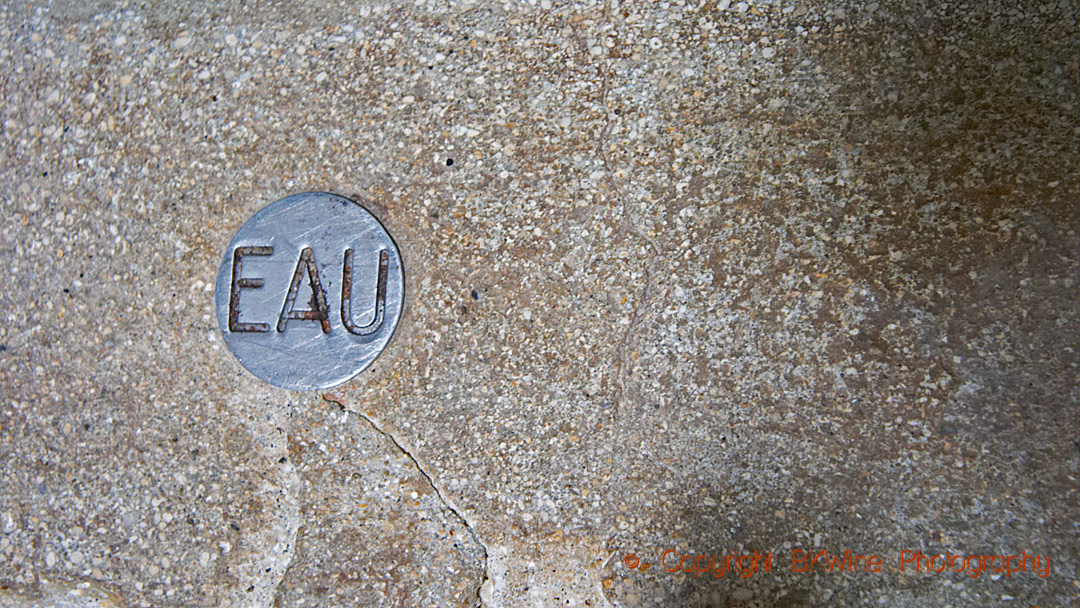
[214,192,404,391]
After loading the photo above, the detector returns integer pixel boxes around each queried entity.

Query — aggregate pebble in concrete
[1,0,1077,606]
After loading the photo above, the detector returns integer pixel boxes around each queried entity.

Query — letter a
[277,247,331,333]
[341,248,388,336]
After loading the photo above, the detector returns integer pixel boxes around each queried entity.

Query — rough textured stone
[0,0,1077,606]
[276,396,485,608]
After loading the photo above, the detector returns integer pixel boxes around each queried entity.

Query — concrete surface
[1,0,1077,606]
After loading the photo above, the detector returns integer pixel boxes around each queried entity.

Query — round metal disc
[214,192,404,390]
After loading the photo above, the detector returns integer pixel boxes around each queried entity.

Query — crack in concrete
[269,459,301,607]
[323,394,491,608]
[227,390,302,608]
[595,19,662,420]
[217,390,304,608]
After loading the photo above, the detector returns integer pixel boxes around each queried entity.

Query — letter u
[342,248,388,335]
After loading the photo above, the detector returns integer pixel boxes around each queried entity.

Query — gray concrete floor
[1,0,1078,606]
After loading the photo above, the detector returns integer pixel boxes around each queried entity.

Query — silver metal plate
[214,192,404,390]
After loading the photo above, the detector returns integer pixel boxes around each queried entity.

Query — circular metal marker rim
[214,192,404,391]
